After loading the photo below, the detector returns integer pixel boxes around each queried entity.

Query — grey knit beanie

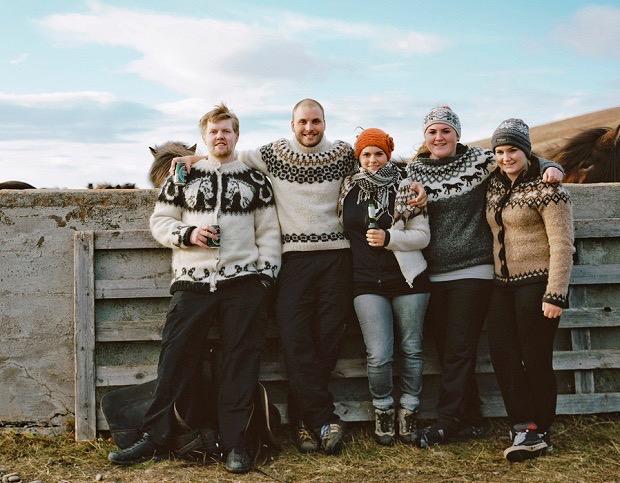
[491,118,532,157]
[423,106,461,139]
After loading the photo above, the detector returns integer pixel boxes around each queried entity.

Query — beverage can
[174,160,187,186]
[207,225,221,248]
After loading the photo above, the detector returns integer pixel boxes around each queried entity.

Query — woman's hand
[168,155,204,176]
[542,167,564,184]
[542,302,563,318]
[366,229,386,247]
[407,181,428,207]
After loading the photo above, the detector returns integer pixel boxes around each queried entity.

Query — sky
[1,0,619,188]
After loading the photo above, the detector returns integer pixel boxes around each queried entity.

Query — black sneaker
[108,433,165,465]
[397,407,419,444]
[417,425,448,448]
[374,408,395,446]
[294,422,319,453]
[225,447,251,474]
[504,423,549,462]
[317,422,344,455]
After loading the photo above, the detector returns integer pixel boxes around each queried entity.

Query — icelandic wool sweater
[150,158,281,293]
[486,162,574,308]
[407,144,563,276]
[238,137,357,253]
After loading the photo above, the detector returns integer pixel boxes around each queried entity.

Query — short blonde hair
[199,103,240,136]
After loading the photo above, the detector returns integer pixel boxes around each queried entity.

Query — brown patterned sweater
[485,160,575,307]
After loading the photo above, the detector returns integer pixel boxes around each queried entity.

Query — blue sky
[2,0,619,188]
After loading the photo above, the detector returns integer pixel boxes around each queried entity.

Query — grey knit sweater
[407,144,562,276]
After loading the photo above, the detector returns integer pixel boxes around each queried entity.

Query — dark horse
[148,141,197,188]
[551,125,620,183]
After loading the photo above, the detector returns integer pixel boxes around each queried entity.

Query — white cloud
[38,2,447,113]
[554,5,620,58]
[9,53,29,65]
[0,91,116,108]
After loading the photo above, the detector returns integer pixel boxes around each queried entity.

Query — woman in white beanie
[407,107,564,448]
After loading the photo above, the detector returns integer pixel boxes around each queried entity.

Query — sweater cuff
[182,226,197,247]
[383,230,391,247]
[543,292,569,308]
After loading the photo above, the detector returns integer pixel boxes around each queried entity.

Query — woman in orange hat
[337,128,430,446]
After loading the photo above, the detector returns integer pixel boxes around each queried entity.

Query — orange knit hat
[354,128,395,160]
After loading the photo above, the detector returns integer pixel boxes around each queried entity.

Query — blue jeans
[354,293,430,411]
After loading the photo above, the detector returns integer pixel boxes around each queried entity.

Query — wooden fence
[73,218,620,440]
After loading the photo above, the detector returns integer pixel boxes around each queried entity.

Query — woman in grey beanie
[486,118,574,462]
[407,107,565,448]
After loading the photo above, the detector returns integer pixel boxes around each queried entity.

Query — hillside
[468,107,620,158]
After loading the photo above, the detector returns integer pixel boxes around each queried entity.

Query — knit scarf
[338,162,400,221]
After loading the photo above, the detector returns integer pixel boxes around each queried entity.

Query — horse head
[552,125,620,183]
[148,142,197,188]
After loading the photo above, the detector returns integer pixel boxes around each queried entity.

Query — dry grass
[1,415,619,482]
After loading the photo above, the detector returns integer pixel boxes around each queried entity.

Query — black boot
[225,447,252,474]
[108,433,166,465]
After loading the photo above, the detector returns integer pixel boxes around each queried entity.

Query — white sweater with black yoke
[238,137,357,253]
[150,158,281,293]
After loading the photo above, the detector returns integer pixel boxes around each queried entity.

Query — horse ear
[190,144,197,153]
[149,146,157,155]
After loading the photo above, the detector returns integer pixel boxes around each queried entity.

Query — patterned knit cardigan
[150,158,281,293]
[485,161,575,307]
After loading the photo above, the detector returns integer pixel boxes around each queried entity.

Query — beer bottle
[367,200,379,229]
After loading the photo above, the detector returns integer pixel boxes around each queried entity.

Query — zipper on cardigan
[209,169,223,292]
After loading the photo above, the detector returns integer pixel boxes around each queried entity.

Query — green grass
[1,415,618,482]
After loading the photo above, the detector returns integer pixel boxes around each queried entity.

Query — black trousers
[142,276,267,452]
[487,282,559,432]
[276,249,352,429]
[426,278,492,433]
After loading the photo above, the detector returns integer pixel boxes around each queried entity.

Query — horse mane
[87,183,137,189]
[149,141,197,188]
[550,125,620,183]
[0,181,36,189]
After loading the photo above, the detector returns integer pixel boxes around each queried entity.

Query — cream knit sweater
[238,137,357,253]
[150,158,281,292]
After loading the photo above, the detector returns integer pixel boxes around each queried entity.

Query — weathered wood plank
[570,286,596,394]
[94,230,162,250]
[95,349,620,387]
[74,231,96,441]
[570,264,620,285]
[560,307,619,328]
[95,279,171,299]
[573,218,620,238]
[96,307,620,342]
[96,392,620,430]
[96,319,281,342]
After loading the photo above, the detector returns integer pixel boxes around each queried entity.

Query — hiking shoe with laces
[504,423,549,462]
[294,422,319,453]
[416,425,448,448]
[373,408,395,446]
[108,433,166,465]
[317,422,344,455]
[397,407,419,444]
[225,447,251,474]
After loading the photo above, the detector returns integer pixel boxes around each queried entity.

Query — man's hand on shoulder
[542,167,563,184]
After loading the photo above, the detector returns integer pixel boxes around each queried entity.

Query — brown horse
[0,181,36,189]
[551,125,620,183]
[149,141,197,188]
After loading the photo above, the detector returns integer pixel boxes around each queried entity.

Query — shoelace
[378,412,393,432]
[320,424,340,439]
[297,427,314,441]
[402,413,415,432]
